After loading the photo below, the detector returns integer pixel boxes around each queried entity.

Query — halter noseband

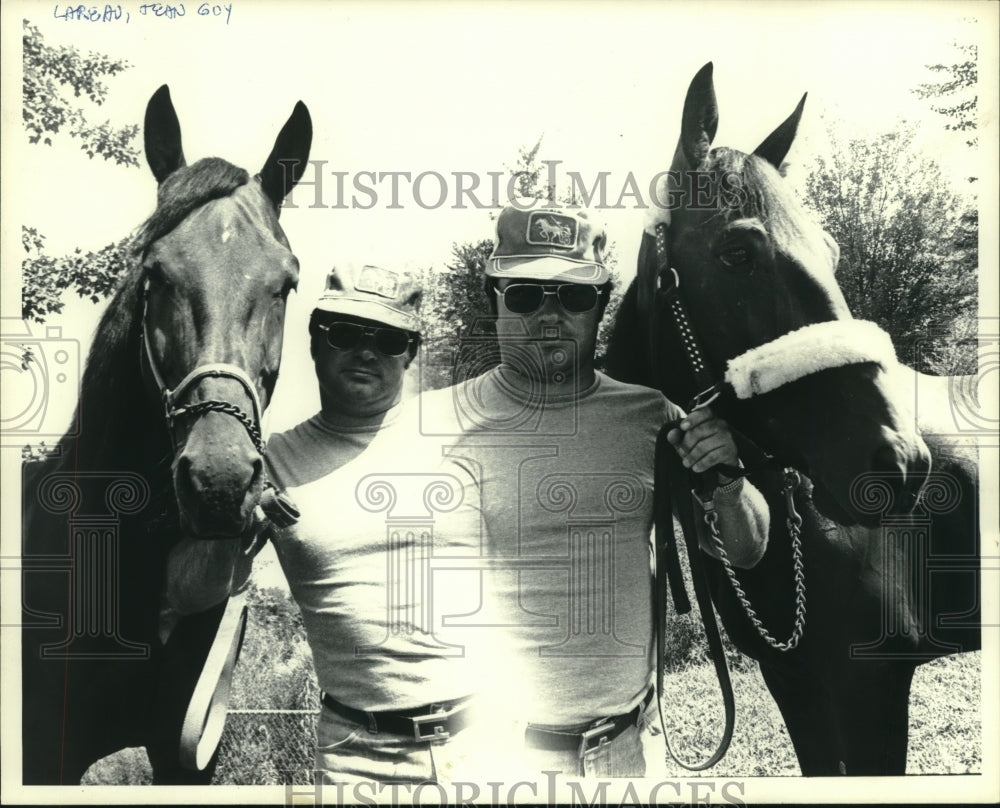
[651,223,897,415]
[141,279,265,455]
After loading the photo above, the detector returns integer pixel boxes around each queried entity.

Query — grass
[657,607,983,777]
[82,583,983,784]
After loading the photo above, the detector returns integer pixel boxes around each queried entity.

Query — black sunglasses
[494,283,601,315]
[317,322,414,357]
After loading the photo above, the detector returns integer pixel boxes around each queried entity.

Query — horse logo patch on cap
[526,211,577,248]
[355,265,399,299]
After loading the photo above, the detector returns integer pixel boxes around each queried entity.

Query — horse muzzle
[173,413,264,538]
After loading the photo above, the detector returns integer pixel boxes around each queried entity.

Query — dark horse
[606,64,980,775]
[21,86,311,784]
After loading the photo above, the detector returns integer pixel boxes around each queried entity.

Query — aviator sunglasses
[495,283,601,315]
[318,321,414,357]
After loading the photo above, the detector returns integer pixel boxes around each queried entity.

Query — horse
[20,85,312,785]
[605,63,981,775]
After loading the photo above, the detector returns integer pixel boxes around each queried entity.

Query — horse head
[628,63,931,525]
[138,85,312,539]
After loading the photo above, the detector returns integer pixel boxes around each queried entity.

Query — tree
[417,240,497,391]
[912,41,978,149]
[22,228,135,322]
[803,120,977,373]
[22,20,139,164]
[21,21,141,322]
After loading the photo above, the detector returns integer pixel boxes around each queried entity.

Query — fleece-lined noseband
[724,319,898,399]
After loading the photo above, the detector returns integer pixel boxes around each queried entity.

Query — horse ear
[753,93,807,169]
[144,85,186,184]
[259,101,313,211]
[671,62,719,171]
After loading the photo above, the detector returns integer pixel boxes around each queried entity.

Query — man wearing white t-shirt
[265,264,483,785]
[416,205,770,778]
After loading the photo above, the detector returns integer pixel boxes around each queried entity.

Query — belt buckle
[412,704,452,742]
[578,721,614,757]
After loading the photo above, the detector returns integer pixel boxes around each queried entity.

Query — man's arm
[666,407,769,568]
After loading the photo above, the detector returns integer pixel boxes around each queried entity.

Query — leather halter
[140,278,265,455]
[649,221,805,770]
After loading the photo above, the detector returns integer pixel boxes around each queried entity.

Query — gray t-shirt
[417,367,768,725]
[265,405,485,711]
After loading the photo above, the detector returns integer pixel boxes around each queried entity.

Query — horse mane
[59,157,252,472]
[133,157,251,254]
[707,147,833,272]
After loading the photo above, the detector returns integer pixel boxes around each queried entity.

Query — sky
[2,1,999,802]
[3,0,995,435]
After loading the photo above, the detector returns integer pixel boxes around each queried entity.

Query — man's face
[312,314,413,418]
[493,278,602,383]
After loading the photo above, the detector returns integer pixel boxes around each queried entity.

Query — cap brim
[313,297,420,332]
[486,256,609,284]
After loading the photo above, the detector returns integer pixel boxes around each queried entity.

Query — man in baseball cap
[309,263,423,415]
[479,205,613,398]
[432,204,770,779]
[487,205,609,284]
[263,264,486,785]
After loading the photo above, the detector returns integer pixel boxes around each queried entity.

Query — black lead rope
[654,420,736,771]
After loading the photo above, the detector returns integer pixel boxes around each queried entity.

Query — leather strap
[524,687,655,753]
[320,692,472,741]
[654,431,736,770]
[648,219,736,769]
[653,224,722,409]
[178,591,248,771]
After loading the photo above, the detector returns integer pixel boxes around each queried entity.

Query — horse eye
[718,248,753,270]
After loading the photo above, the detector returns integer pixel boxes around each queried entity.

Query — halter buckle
[658,265,680,291]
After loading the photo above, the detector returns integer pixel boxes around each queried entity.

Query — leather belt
[320,692,471,742]
[524,687,655,757]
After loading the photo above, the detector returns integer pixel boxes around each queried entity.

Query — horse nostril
[250,454,264,488]
[871,442,927,513]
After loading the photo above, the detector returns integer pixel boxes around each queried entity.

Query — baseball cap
[313,264,422,332]
[486,205,608,284]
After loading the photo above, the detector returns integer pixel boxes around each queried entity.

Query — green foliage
[230,582,317,711]
[23,20,140,164]
[507,136,548,200]
[803,121,977,373]
[215,581,317,785]
[21,21,141,324]
[418,240,498,392]
[913,41,978,148]
[22,227,134,322]
[593,243,623,373]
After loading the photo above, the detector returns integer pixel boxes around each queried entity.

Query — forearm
[697,476,770,568]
